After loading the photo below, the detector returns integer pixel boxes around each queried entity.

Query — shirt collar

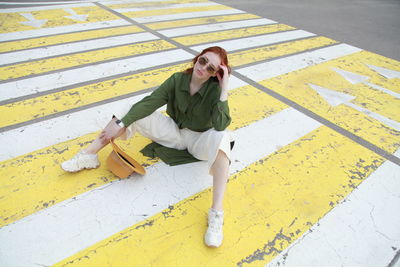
[182,72,212,97]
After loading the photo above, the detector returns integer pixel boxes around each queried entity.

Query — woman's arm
[212,64,231,131]
[99,73,175,144]
[216,64,229,101]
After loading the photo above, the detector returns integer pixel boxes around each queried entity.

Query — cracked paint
[0,85,286,227]
[53,126,386,266]
[0,6,122,33]
[173,24,294,46]
[0,63,188,128]
[260,50,400,154]
[147,13,260,30]
[228,36,337,68]
[0,40,175,81]
[237,229,292,266]
[0,25,142,53]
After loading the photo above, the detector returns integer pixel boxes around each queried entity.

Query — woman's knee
[213,150,229,168]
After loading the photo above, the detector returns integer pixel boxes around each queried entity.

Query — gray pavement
[214,0,400,61]
[3,0,400,60]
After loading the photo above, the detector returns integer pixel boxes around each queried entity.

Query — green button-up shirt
[121,72,231,132]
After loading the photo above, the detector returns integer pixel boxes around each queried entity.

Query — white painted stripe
[0,49,192,101]
[135,9,244,23]
[0,0,170,7]
[0,20,130,42]
[237,44,362,81]
[159,18,276,37]
[0,2,94,13]
[347,102,400,131]
[364,82,400,99]
[0,93,147,162]
[0,1,95,4]
[191,30,316,52]
[0,108,321,267]
[0,75,246,161]
[114,2,219,13]
[0,32,158,66]
[103,0,169,4]
[267,148,400,267]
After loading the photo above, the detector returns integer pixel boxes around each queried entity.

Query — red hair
[184,46,231,75]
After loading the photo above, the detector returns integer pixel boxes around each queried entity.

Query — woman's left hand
[216,64,229,101]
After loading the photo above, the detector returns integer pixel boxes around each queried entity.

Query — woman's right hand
[99,118,126,144]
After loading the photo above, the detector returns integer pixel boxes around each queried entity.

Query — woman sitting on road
[61,46,233,248]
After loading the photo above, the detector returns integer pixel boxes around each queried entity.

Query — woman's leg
[84,118,125,154]
[204,149,230,248]
[210,149,230,211]
[61,118,125,172]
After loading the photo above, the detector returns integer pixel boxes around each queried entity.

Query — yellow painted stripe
[146,13,260,30]
[0,6,121,34]
[54,125,385,266]
[0,25,143,53]
[260,50,400,154]
[229,36,338,67]
[173,24,295,46]
[0,63,187,129]
[123,4,230,18]
[0,85,287,227]
[0,40,175,81]
[107,0,209,9]
[0,36,337,128]
[349,51,400,96]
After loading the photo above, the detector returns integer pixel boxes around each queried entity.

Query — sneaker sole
[61,164,100,173]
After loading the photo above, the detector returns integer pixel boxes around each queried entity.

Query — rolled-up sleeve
[121,74,174,126]
[212,100,231,131]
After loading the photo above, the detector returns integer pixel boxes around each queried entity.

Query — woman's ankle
[82,148,97,155]
[211,204,223,212]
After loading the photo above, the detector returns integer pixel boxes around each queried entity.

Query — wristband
[115,119,125,128]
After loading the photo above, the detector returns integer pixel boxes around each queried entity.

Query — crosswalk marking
[18,12,48,28]
[0,19,130,42]
[0,76,246,161]
[0,85,287,228]
[0,60,189,129]
[257,50,400,154]
[228,36,337,67]
[1,95,310,267]
[267,149,400,267]
[0,32,158,66]
[0,6,122,34]
[0,39,174,80]
[121,3,230,19]
[130,6,243,23]
[53,125,385,266]
[173,24,295,46]
[146,13,259,30]
[1,1,399,266]
[0,25,143,53]
[0,2,94,13]
[0,50,191,106]
[105,0,209,9]
[191,30,316,52]
[159,18,276,37]
[237,44,361,81]
[0,31,340,127]
[113,1,219,13]
[104,0,178,7]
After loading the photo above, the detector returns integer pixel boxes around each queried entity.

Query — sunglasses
[198,56,218,75]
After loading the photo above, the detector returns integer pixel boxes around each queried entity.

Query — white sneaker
[61,150,100,172]
[204,208,224,247]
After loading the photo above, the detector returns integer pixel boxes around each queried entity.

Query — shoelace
[209,214,223,232]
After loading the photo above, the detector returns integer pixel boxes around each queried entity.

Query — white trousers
[116,111,233,174]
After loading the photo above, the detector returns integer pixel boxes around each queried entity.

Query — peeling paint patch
[237,229,292,266]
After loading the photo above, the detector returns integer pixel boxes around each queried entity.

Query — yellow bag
[106,139,146,178]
